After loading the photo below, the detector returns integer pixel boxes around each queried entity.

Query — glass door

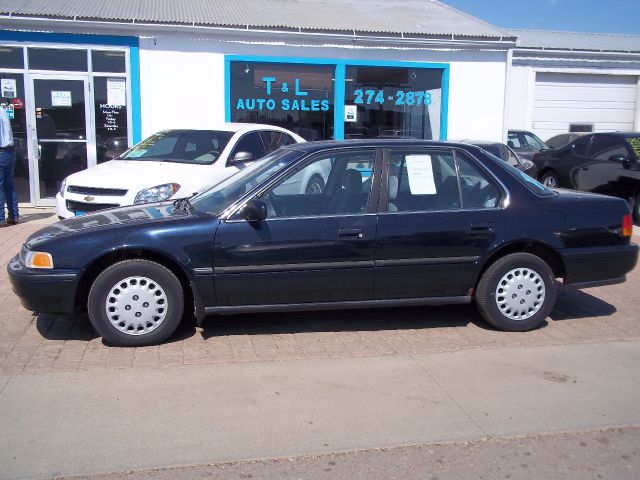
[28,74,93,205]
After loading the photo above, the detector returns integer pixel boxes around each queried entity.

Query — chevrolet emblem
[84,195,95,202]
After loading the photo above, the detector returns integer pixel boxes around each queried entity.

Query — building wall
[138,33,508,141]
[508,54,640,139]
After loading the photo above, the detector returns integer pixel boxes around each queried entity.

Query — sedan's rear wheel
[476,253,556,331]
[88,260,184,346]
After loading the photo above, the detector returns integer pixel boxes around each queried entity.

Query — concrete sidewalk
[1,341,640,479]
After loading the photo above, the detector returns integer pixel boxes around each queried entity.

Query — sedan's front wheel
[88,260,184,346]
[475,253,556,332]
[540,171,559,188]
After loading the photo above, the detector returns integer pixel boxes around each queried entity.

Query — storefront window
[0,46,24,69]
[93,77,129,162]
[28,48,88,71]
[343,66,442,140]
[92,50,126,73]
[229,61,334,141]
[0,72,29,202]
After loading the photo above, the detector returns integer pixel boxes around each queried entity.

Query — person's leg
[5,149,18,222]
[0,150,7,224]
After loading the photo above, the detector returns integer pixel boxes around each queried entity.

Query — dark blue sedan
[8,140,639,346]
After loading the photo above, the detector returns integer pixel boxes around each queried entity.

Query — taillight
[622,214,633,237]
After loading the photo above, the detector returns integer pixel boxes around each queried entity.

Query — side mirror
[240,199,267,222]
[231,151,254,163]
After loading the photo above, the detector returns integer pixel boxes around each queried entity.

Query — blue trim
[0,30,137,47]
[225,57,231,122]
[333,63,346,140]
[224,55,450,141]
[129,42,142,143]
[440,64,450,141]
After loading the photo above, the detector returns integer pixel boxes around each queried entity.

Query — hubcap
[105,276,168,336]
[307,181,323,194]
[543,175,557,188]
[495,268,546,321]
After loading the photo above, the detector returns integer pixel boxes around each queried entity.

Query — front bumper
[561,243,639,287]
[7,255,80,314]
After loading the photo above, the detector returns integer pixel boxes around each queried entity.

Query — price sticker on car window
[405,155,437,194]
[126,149,147,158]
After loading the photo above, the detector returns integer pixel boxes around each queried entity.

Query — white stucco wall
[138,33,508,142]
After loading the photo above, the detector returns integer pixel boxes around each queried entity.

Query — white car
[56,123,306,218]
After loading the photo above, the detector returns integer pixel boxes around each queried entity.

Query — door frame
[26,72,95,206]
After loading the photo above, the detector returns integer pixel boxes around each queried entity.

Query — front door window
[259,150,376,218]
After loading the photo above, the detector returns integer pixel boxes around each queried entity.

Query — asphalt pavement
[2,341,640,479]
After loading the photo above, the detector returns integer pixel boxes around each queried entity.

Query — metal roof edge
[0,15,518,48]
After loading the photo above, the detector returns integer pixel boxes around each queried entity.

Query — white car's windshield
[191,149,303,215]
[119,129,235,164]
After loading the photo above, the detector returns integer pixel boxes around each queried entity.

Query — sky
[442,0,640,35]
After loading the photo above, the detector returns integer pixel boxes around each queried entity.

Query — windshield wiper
[172,192,198,213]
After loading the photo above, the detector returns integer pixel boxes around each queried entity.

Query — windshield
[508,131,548,152]
[119,129,234,164]
[191,149,303,215]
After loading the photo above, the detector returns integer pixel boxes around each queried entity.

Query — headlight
[59,178,67,197]
[21,248,54,269]
[134,183,180,204]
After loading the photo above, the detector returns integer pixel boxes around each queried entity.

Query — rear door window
[590,135,630,160]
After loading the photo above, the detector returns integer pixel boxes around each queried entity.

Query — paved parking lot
[1,209,640,375]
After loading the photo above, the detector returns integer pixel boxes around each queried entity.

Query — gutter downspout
[502,47,513,142]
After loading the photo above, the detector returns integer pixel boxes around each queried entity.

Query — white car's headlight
[134,183,180,204]
[21,249,54,269]
[59,178,67,197]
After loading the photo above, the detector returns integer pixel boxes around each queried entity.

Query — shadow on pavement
[550,284,617,321]
[201,303,489,340]
[16,212,56,223]
[36,312,198,345]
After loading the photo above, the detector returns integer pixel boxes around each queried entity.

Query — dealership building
[0,0,639,208]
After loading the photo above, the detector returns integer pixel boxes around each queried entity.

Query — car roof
[281,139,470,154]
[161,123,290,133]
[454,139,503,147]
[594,132,640,139]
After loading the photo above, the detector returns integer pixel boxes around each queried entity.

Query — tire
[540,171,560,188]
[475,253,556,332]
[305,174,325,195]
[88,259,184,347]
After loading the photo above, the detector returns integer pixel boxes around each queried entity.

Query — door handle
[580,166,589,171]
[338,228,363,239]
[470,222,494,232]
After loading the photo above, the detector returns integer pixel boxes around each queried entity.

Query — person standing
[0,105,19,226]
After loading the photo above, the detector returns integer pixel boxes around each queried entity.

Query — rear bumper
[560,243,639,287]
[7,255,80,314]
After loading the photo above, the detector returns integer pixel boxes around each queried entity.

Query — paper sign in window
[405,155,436,194]
[51,91,72,107]
[107,78,127,106]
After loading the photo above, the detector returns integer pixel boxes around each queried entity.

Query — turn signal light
[622,214,633,237]
[27,252,54,269]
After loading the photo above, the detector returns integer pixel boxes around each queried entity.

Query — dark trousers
[0,147,19,222]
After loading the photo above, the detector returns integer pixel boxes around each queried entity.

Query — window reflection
[344,66,443,140]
